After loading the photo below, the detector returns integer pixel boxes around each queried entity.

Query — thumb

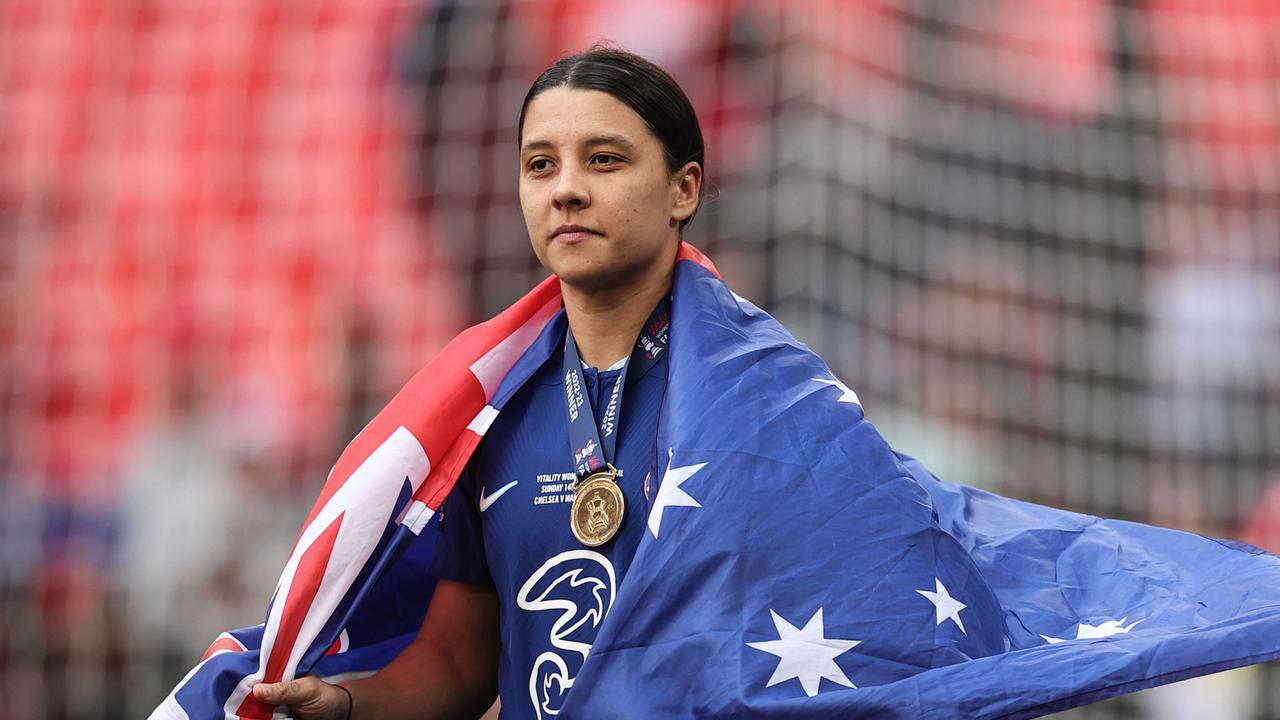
[253,680,303,703]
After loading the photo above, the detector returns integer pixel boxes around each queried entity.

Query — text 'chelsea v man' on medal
[571,470,625,547]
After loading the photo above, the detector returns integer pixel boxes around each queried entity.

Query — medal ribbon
[562,297,672,480]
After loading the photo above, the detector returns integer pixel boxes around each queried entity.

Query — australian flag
[153,244,1280,719]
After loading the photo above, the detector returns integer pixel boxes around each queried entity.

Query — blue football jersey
[430,331,667,719]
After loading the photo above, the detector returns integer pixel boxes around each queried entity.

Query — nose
[551,167,590,210]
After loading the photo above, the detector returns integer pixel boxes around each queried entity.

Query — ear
[670,161,703,224]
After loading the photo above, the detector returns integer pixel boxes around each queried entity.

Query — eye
[527,157,553,174]
[591,154,622,168]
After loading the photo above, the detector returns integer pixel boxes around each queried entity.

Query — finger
[252,682,282,703]
[252,680,300,703]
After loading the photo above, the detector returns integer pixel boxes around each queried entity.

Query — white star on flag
[746,607,861,697]
[1041,617,1142,644]
[647,449,706,538]
[917,578,967,635]
[813,376,861,405]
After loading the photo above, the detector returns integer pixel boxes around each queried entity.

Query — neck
[562,251,677,369]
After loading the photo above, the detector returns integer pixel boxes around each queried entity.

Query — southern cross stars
[746,584,980,697]
[917,578,967,635]
[747,608,861,697]
[647,450,706,538]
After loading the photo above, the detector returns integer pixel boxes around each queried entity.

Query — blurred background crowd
[2,1,1278,718]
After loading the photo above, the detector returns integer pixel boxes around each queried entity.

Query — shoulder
[472,348,567,462]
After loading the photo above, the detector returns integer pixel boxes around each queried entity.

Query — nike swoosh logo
[479,480,519,512]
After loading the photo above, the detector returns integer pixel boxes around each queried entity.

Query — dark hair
[518,47,705,229]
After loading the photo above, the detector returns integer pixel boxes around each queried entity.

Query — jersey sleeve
[427,463,495,587]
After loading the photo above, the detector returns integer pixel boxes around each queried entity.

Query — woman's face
[519,87,700,292]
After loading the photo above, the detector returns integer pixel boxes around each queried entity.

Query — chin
[553,266,620,291]
[551,258,634,291]
[543,248,614,286]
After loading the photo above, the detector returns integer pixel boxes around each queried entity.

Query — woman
[253,47,704,719]
[181,39,1280,720]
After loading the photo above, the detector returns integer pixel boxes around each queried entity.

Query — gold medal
[571,468,625,547]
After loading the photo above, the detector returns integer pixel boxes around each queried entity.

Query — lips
[552,224,602,244]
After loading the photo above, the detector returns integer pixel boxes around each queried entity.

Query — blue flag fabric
[157,249,1280,718]
[556,259,1280,718]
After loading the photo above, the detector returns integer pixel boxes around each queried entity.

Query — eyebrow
[520,134,639,155]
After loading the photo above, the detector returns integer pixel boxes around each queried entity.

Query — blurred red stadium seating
[2,0,464,506]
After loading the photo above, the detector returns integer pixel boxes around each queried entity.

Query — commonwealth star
[747,607,861,697]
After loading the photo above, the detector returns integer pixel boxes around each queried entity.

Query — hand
[252,677,351,720]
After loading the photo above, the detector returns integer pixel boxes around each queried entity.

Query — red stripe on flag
[295,276,561,542]
[237,511,345,719]
[201,634,247,662]
[677,241,720,277]
[414,428,483,512]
